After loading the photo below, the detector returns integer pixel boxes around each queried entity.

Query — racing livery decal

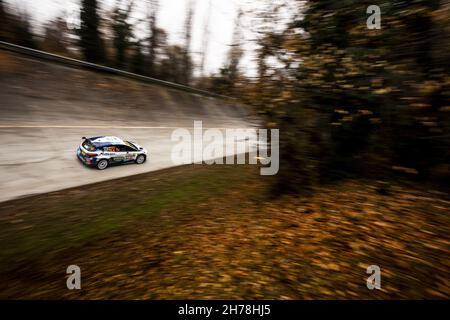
[77,136,147,170]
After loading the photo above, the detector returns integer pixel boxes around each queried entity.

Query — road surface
[0,124,261,203]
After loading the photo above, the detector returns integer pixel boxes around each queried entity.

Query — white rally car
[77,136,147,170]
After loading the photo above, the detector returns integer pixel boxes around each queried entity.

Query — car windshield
[82,140,97,151]
[124,141,138,150]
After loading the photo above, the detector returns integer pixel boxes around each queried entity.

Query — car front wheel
[135,154,146,164]
[96,159,109,170]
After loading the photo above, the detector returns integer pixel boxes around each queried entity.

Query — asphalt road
[0,125,259,203]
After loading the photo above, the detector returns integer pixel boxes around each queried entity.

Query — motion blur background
[0,0,449,299]
[2,0,449,184]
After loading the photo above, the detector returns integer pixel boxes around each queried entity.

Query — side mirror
[139,147,143,150]
[82,137,86,140]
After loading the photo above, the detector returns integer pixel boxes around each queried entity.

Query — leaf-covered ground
[0,163,448,299]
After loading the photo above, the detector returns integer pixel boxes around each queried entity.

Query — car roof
[88,136,125,147]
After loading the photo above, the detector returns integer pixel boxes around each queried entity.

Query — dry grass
[0,163,448,299]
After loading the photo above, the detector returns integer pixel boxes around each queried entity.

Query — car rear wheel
[97,159,109,170]
[136,154,146,164]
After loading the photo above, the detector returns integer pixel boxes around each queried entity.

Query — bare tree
[182,0,195,85]
[111,0,134,68]
[79,0,105,63]
[226,8,244,84]
[147,0,159,76]
[200,0,212,76]
[42,16,69,54]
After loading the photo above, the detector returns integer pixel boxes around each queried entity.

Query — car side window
[104,146,118,152]
[118,145,135,152]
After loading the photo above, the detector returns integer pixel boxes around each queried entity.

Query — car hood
[131,142,147,153]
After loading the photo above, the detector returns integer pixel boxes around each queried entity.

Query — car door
[122,145,138,162]
[102,145,124,163]
[102,145,117,160]
[111,145,128,163]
